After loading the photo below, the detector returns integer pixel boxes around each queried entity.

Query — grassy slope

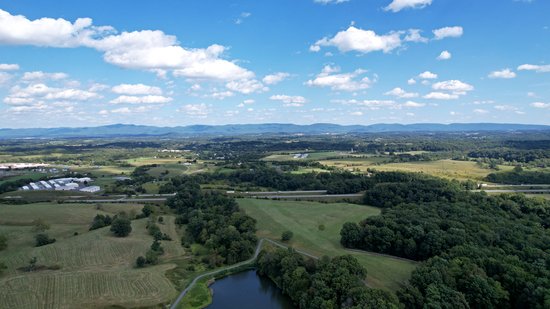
[0,203,179,308]
[322,158,514,181]
[238,198,417,291]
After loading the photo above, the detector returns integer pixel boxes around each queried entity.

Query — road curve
[169,238,318,309]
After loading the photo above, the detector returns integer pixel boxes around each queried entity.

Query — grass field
[0,202,182,308]
[238,198,417,291]
[322,158,514,181]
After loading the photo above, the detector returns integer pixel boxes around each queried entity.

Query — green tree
[35,233,56,247]
[0,234,7,251]
[0,261,6,275]
[281,230,293,242]
[135,256,146,268]
[31,219,50,233]
[142,205,153,217]
[110,218,132,237]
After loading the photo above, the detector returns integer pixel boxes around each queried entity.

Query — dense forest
[341,174,550,308]
[486,170,550,184]
[256,248,399,309]
[166,178,257,266]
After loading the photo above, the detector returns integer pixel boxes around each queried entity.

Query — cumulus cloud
[423,92,459,100]
[179,103,210,117]
[518,64,550,73]
[402,101,425,107]
[531,102,550,109]
[433,26,463,40]
[22,71,68,81]
[306,65,373,91]
[0,63,19,70]
[109,95,172,104]
[111,83,163,95]
[488,68,516,79]
[0,9,257,89]
[226,79,267,94]
[384,87,419,98]
[4,83,99,104]
[384,0,433,12]
[432,80,474,93]
[262,72,290,85]
[310,26,402,54]
[314,0,349,4]
[404,29,428,43]
[418,71,438,79]
[437,50,452,60]
[270,94,307,107]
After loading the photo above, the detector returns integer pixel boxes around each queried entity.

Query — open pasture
[238,198,417,291]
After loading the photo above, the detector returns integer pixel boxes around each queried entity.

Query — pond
[207,269,296,309]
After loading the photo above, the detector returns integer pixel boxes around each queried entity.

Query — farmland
[238,198,417,291]
[0,202,180,308]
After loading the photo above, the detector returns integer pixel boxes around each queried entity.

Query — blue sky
[0,0,549,128]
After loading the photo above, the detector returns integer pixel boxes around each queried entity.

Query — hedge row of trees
[256,248,399,309]
[486,170,550,184]
[166,178,257,267]
[341,174,550,308]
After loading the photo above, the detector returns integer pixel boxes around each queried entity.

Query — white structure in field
[19,177,99,192]
[80,186,100,193]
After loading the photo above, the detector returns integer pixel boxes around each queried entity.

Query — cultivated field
[238,198,417,291]
[321,158,514,181]
[0,202,181,308]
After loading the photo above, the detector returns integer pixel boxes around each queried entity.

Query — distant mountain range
[1,123,549,138]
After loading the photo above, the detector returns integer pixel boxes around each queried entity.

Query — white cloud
[0,9,95,47]
[179,103,209,117]
[488,68,516,79]
[531,102,550,109]
[518,64,550,73]
[0,63,19,70]
[243,99,255,104]
[384,87,419,98]
[0,9,256,85]
[418,71,438,79]
[111,83,162,95]
[111,107,132,114]
[423,92,459,100]
[5,83,98,104]
[208,91,234,100]
[270,94,307,107]
[350,111,364,116]
[407,78,416,85]
[22,71,68,81]
[0,72,12,84]
[109,95,172,104]
[404,29,428,43]
[432,80,474,93]
[473,109,489,114]
[310,26,402,54]
[225,79,266,94]
[333,99,397,110]
[437,50,452,60]
[402,101,425,107]
[384,0,432,12]
[235,12,251,25]
[433,26,463,40]
[262,72,290,85]
[314,0,349,4]
[306,65,373,91]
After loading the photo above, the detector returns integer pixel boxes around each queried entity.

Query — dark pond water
[207,270,296,309]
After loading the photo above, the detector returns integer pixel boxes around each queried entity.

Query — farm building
[80,186,101,193]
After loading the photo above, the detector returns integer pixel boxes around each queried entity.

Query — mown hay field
[238,198,417,291]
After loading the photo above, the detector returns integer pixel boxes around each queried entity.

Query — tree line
[340,173,550,308]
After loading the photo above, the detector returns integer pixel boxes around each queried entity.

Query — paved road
[169,238,318,309]
[477,189,550,193]
[65,198,169,203]
[240,190,328,195]
[250,193,363,199]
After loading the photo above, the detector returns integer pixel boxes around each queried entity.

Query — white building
[80,186,101,193]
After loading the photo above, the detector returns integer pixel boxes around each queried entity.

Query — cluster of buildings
[0,163,49,170]
[293,153,309,159]
[20,177,100,193]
